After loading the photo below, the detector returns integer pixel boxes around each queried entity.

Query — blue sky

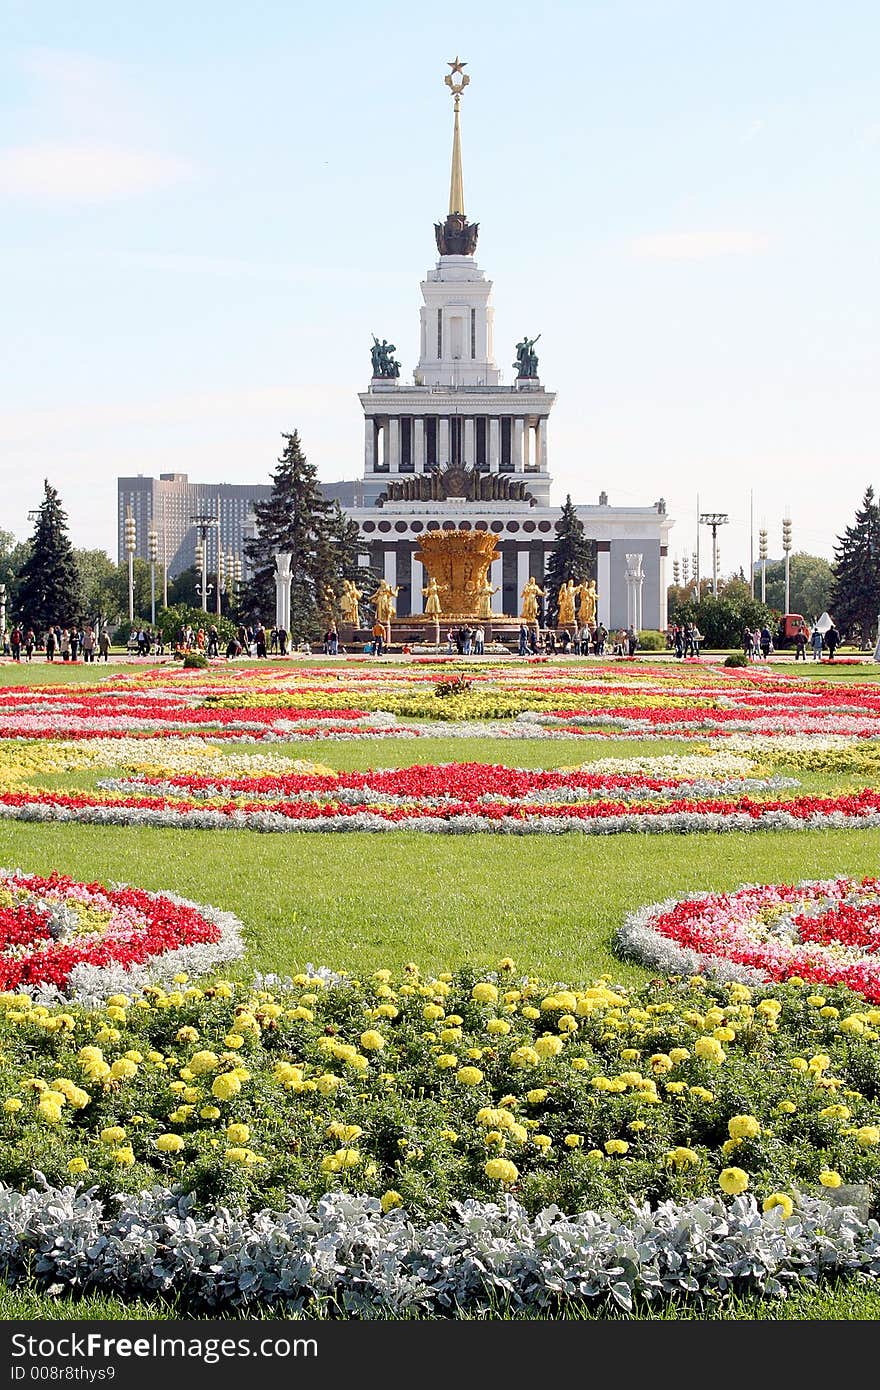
[1,0,877,572]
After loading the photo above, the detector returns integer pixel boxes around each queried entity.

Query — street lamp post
[148,525,158,627]
[124,507,137,623]
[699,513,729,599]
[782,517,793,614]
[759,529,768,603]
[216,550,224,619]
[190,514,218,613]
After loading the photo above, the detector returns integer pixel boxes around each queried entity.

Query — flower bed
[0,870,243,1000]
[618,876,880,1001]
[2,961,879,1221]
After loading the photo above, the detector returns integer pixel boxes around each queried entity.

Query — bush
[724,653,748,668]
[182,652,208,669]
[637,630,666,652]
[435,677,474,697]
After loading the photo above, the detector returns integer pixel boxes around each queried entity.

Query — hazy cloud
[630,230,770,260]
[0,142,193,201]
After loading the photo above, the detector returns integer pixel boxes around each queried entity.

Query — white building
[346,61,673,630]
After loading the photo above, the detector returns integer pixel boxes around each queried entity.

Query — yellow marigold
[664,1082,688,1095]
[689,1087,715,1102]
[510,1046,540,1068]
[498,957,515,972]
[727,1114,761,1141]
[3,1098,23,1113]
[211,1072,241,1101]
[112,1145,135,1167]
[326,1122,363,1143]
[439,1129,458,1142]
[484,1158,519,1184]
[37,1099,63,1123]
[422,1004,444,1022]
[763,1192,794,1219]
[67,1157,89,1175]
[790,1058,809,1072]
[456,1066,484,1087]
[521,1007,541,1021]
[199,1105,221,1120]
[100,1125,126,1145]
[649,1054,673,1074]
[776,1100,797,1114]
[225,1147,264,1166]
[665,1146,700,1169]
[381,1190,404,1213]
[570,1058,591,1072]
[819,1105,851,1121]
[719,1167,749,1195]
[533,1133,552,1151]
[472,983,498,1005]
[110,1059,138,1080]
[856,1126,880,1148]
[807,995,826,1007]
[820,1007,839,1020]
[176,1026,199,1043]
[604,1140,630,1156]
[819,1169,842,1188]
[359,1030,385,1052]
[534,1035,564,1059]
[156,1134,185,1154]
[564,1134,583,1148]
[224,1034,245,1049]
[189,1050,220,1075]
[435,1054,458,1069]
[694,1036,725,1064]
[226,1123,251,1145]
[486,1018,511,1035]
[525,1089,548,1104]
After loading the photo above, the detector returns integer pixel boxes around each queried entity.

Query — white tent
[814,612,833,634]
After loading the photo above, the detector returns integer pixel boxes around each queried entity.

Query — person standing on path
[811,626,824,662]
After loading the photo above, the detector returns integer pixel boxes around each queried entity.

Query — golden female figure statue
[339,578,364,628]
[577,579,597,628]
[557,579,577,626]
[520,576,546,624]
[369,579,400,625]
[422,576,446,616]
[475,576,499,620]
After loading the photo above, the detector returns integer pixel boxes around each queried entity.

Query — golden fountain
[415,529,501,619]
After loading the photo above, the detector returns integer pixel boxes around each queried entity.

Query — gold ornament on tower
[415,529,500,618]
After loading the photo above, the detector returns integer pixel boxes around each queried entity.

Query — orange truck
[776,613,811,648]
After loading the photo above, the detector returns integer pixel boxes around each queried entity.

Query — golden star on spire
[448,56,466,75]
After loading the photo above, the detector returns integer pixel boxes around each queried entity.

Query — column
[388,417,401,472]
[538,417,548,471]
[489,418,500,472]
[364,418,376,472]
[411,552,423,614]
[517,548,530,612]
[523,420,531,470]
[463,418,475,467]
[658,548,668,631]
[438,417,450,466]
[413,417,425,472]
[513,418,525,472]
[597,544,611,627]
[384,549,397,588]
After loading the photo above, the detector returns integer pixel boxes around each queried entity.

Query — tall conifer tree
[544,495,595,625]
[831,486,880,645]
[16,481,82,631]
[240,431,335,637]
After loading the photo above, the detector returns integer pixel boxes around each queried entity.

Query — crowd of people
[1,624,111,662]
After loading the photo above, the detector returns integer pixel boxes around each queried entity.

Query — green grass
[2,818,879,983]
[3,1278,880,1321]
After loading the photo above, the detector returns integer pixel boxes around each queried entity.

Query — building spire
[445,56,468,215]
[435,57,479,256]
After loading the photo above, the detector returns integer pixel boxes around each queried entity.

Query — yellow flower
[525,1089,548,1104]
[156,1134,185,1154]
[855,1126,880,1148]
[790,1058,809,1073]
[498,957,515,972]
[3,1098,22,1113]
[486,1018,511,1035]
[211,1072,241,1101]
[37,1099,63,1123]
[669,1048,690,1064]
[110,1058,138,1080]
[100,1126,126,1145]
[223,1034,245,1049]
[510,1046,540,1068]
[381,1190,404,1213]
[472,983,498,1005]
[762,1192,794,1219]
[189,1050,220,1075]
[112,1145,135,1167]
[435,1054,458,1069]
[564,1134,583,1148]
[67,1157,89,1175]
[456,1066,484,1086]
[360,1030,385,1052]
[226,1123,250,1145]
[534,1035,564,1059]
[818,1105,850,1121]
[665,1146,700,1169]
[199,1105,221,1120]
[484,1158,519,1183]
[819,1169,842,1188]
[532,1133,552,1151]
[776,1100,797,1115]
[727,1114,761,1142]
[604,1140,630,1156]
[439,1129,458,1143]
[694,1036,725,1064]
[719,1167,749,1195]
[326,1122,363,1143]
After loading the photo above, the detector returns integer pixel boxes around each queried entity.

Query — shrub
[724,653,748,668]
[637,630,666,652]
[182,652,208,669]
[435,677,474,697]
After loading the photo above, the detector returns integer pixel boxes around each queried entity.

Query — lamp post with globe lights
[148,525,158,626]
[782,517,793,615]
[124,508,137,623]
[759,529,768,604]
[190,513,218,613]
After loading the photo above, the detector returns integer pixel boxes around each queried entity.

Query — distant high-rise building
[117,474,363,578]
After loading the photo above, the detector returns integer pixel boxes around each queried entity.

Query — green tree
[15,481,82,631]
[669,579,774,648]
[74,549,124,630]
[831,487,880,646]
[240,431,336,639]
[544,495,595,626]
[761,552,834,619]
